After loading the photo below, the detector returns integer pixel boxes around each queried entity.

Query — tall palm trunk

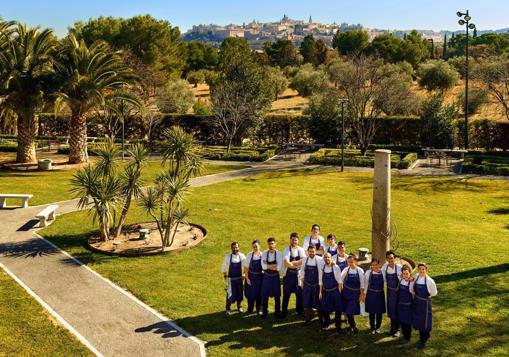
[69,111,88,164]
[16,113,38,163]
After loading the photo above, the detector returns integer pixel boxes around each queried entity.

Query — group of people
[221,224,438,350]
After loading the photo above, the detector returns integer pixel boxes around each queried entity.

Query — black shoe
[396,338,409,345]
[260,313,267,320]
[246,310,254,315]
[418,341,426,350]
[303,320,312,326]
[336,327,344,334]
[351,327,359,334]
[280,312,288,319]
[275,312,284,319]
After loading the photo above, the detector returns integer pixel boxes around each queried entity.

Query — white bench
[35,205,59,227]
[0,194,33,208]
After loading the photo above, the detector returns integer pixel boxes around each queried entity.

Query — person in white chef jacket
[339,254,365,333]
[221,242,246,316]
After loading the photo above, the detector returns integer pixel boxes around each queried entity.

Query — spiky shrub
[140,126,203,249]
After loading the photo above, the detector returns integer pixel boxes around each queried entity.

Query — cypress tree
[443,34,448,58]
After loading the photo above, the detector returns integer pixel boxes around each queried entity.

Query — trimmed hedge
[308,148,417,169]
[462,152,509,176]
[198,146,276,162]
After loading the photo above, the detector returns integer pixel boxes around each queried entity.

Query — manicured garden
[39,169,509,356]
[0,162,248,206]
[309,148,418,169]
[0,269,92,356]
[462,151,509,176]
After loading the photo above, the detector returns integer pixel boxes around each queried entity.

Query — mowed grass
[0,162,248,206]
[41,169,509,356]
[0,268,92,356]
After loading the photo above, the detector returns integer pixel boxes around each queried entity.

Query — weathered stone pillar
[371,149,391,264]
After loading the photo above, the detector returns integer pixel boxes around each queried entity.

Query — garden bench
[35,205,58,227]
[0,194,33,208]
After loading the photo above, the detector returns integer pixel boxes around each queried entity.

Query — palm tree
[55,34,138,164]
[0,22,56,163]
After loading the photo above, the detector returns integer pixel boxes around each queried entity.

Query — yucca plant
[140,126,202,249]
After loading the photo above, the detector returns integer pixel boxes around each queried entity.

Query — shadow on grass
[488,208,509,215]
[434,263,509,284]
[0,238,60,258]
[134,321,181,339]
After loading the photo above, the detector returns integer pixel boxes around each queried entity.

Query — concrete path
[0,160,299,357]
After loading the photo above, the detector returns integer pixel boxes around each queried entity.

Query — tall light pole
[457,10,476,149]
[339,98,348,172]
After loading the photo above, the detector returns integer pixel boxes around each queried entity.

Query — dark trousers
[390,318,400,334]
[419,330,431,343]
[369,313,383,330]
[346,314,356,328]
[247,298,261,314]
[323,311,341,329]
[401,323,412,341]
[305,306,323,322]
[282,291,303,315]
[262,296,281,315]
[225,299,242,311]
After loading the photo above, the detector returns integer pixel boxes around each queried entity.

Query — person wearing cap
[260,237,284,319]
[382,250,403,337]
[340,253,365,333]
[281,232,305,318]
[221,242,246,317]
[411,262,438,350]
[299,245,324,325]
[303,224,325,256]
[243,239,264,315]
[335,241,349,272]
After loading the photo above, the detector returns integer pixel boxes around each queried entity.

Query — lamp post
[457,10,476,149]
[339,98,348,172]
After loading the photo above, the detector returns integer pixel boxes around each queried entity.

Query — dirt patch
[87,222,207,257]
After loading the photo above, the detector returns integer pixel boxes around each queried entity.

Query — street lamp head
[468,23,476,30]
[464,15,471,22]
[458,19,466,26]
[456,11,463,17]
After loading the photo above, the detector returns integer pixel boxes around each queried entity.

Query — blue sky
[1,0,508,37]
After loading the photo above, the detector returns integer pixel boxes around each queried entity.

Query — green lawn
[40,169,509,356]
[0,268,92,356]
[0,162,248,206]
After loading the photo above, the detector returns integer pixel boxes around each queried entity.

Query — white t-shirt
[282,246,306,277]
[320,264,342,286]
[261,250,283,272]
[411,274,438,297]
[364,270,386,288]
[340,267,366,290]
[303,235,325,253]
[334,253,348,268]
[298,256,325,285]
[221,253,246,273]
[382,263,402,280]
[243,251,262,269]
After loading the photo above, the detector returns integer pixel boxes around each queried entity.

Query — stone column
[371,149,391,264]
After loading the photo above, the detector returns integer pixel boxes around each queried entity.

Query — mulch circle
[87,222,207,257]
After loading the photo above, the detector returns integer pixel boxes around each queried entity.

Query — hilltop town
[183,14,447,48]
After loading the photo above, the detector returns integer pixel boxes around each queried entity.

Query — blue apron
[326,246,338,257]
[337,257,348,272]
[321,266,342,313]
[386,267,399,319]
[412,276,433,332]
[302,258,320,309]
[342,268,361,315]
[365,271,386,314]
[397,280,413,325]
[261,251,281,298]
[228,254,243,303]
[283,247,301,295]
[244,254,263,300]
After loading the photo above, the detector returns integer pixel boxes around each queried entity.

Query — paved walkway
[0,160,299,357]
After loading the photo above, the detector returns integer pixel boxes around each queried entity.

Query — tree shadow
[0,238,60,258]
[134,321,182,339]
[433,263,509,284]
[488,208,509,215]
